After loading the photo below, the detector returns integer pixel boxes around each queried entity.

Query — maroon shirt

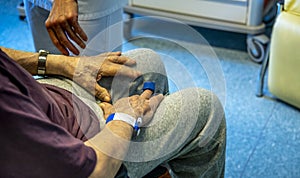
[0,49,100,178]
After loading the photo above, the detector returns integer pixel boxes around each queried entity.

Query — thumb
[95,84,111,102]
[99,102,115,119]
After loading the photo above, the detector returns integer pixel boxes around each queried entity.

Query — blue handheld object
[143,81,155,92]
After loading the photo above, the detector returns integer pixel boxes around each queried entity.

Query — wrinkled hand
[100,89,164,126]
[45,0,87,55]
[72,52,141,102]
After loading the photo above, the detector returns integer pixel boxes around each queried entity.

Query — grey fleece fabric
[37,48,226,178]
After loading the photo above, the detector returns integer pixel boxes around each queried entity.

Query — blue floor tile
[242,103,300,178]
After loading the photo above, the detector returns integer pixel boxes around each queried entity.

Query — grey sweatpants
[38,48,226,178]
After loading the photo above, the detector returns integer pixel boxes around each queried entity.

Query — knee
[173,87,225,139]
[124,48,167,76]
[124,48,161,63]
[180,88,224,116]
[191,88,226,147]
[124,48,156,55]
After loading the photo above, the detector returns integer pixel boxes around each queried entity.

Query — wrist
[37,50,49,76]
[105,119,134,141]
[106,113,142,137]
[46,54,79,78]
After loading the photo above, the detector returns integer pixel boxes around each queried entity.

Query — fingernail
[104,96,110,102]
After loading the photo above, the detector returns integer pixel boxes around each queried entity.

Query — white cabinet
[130,0,248,24]
[124,0,269,63]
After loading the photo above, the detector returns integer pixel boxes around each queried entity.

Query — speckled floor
[1,1,300,177]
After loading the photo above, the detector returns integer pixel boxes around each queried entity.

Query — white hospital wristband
[105,113,141,137]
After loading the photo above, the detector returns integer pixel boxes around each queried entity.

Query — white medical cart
[124,0,270,63]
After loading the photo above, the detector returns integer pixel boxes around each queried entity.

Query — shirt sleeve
[0,77,97,178]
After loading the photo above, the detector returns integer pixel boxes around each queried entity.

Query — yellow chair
[257,0,300,109]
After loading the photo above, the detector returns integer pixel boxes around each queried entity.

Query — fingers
[131,91,162,115]
[100,51,135,66]
[140,89,154,100]
[99,54,140,79]
[55,25,79,55]
[107,55,136,66]
[149,94,164,110]
[62,19,86,49]
[95,84,111,102]
[110,91,164,126]
[137,93,164,126]
[47,28,70,55]
[71,18,88,41]
[99,51,121,57]
[45,15,87,56]
[100,63,141,79]
[99,102,115,119]
[115,66,142,79]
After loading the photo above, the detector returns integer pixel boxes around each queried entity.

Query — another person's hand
[70,52,141,102]
[100,89,164,126]
[45,0,87,55]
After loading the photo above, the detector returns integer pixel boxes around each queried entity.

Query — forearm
[1,47,39,74]
[85,121,133,178]
[0,46,78,78]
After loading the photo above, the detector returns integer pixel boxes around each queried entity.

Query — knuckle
[57,18,66,24]
[67,15,76,21]
[45,20,55,28]
[133,95,139,99]
[45,21,51,28]
[96,91,101,98]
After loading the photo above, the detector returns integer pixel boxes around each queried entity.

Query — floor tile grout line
[239,102,278,178]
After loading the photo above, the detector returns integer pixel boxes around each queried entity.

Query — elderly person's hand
[100,89,164,126]
[0,47,140,102]
[67,51,141,102]
[86,85,164,178]
[45,0,87,55]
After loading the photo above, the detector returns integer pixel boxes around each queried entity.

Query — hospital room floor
[1,0,300,177]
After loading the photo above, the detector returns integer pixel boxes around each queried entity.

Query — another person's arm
[45,0,87,55]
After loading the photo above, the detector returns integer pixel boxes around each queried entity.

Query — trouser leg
[78,8,124,56]
[168,114,226,178]
[118,48,225,178]
[123,88,226,178]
